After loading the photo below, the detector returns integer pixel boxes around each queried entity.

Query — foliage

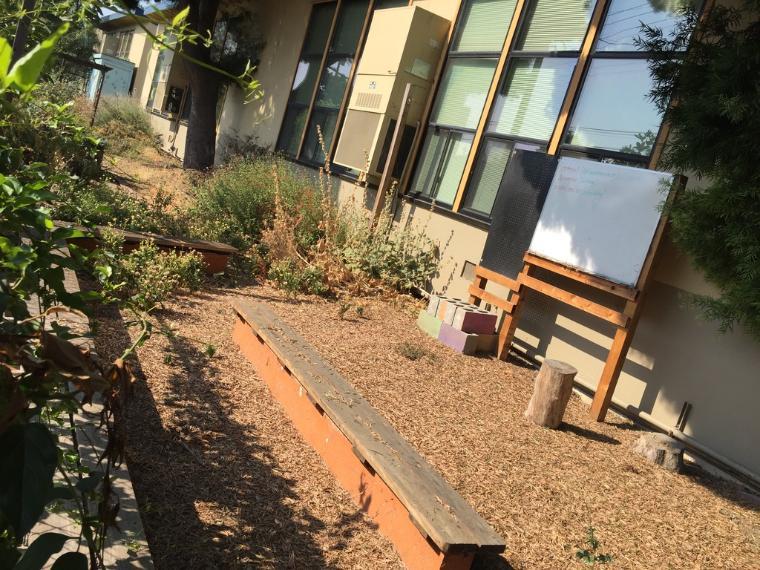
[575,527,613,566]
[396,341,429,361]
[101,235,204,311]
[93,97,158,156]
[0,29,151,569]
[267,259,328,297]
[639,1,760,338]
[51,180,187,236]
[189,154,322,249]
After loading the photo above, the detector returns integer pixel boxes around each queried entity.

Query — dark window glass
[276,2,337,155]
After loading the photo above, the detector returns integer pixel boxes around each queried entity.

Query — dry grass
[104,145,195,208]
[93,288,402,569]
[247,285,760,570]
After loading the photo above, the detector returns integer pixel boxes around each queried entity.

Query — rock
[632,433,685,472]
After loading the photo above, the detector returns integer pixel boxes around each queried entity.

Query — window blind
[410,130,474,205]
[434,132,474,205]
[488,57,575,140]
[411,130,448,198]
[452,0,518,53]
[430,58,497,129]
[517,0,596,52]
[463,138,514,214]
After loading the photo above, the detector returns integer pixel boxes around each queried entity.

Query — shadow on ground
[93,298,376,568]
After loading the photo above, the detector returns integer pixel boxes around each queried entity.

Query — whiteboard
[528,157,674,287]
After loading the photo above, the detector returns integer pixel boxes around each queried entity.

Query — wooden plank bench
[232,300,505,569]
[60,223,238,274]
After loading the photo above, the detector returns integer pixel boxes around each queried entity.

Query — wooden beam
[546,0,610,155]
[473,265,519,290]
[371,82,413,225]
[519,273,629,328]
[467,284,516,314]
[523,253,638,301]
[296,0,342,159]
[495,264,530,361]
[451,0,526,211]
[589,180,682,420]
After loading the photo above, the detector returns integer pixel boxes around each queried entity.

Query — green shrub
[334,206,439,293]
[107,238,204,310]
[94,97,157,156]
[188,154,323,250]
[52,179,187,237]
[268,259,328,297]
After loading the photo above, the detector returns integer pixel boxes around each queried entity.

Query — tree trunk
[632,433,685,472]
[524,359,577,428]
[183,0,221,171]
[11,0,37,64]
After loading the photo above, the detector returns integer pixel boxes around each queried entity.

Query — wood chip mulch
[248,285,760,570]
[93,289,403,569]
[96,283,760,569]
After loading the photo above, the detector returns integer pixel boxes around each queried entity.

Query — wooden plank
[474,265,519,290]
[518,273,629,328]
[546,0,610,155]
[494,263,532,360]
[233,300,506,553]
[467,284,515,314]
[371,82,413,224]
[522,254,638,301]
[451,0,526,211]
[468,274,488,306]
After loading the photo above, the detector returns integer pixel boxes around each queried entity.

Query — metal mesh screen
[480,150,559,278]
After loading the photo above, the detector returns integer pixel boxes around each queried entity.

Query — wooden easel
[469,177,684,422]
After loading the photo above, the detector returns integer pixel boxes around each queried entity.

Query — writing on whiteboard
[528,157,673,286]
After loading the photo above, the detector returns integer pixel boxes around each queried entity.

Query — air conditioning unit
[333,5,449,178]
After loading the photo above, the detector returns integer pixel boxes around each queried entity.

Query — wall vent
[356,92,382,109]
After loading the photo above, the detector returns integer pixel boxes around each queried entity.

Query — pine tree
[639,1,760,339]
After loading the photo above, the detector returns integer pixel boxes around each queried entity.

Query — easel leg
[590,326,634,421]
[496,290,525,361]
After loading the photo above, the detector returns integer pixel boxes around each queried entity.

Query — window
[103,30,134,59]
[459,0,595,217]
[147,47,173,111]
[409,0,518,206]
[562,0,698,158]
[276,0,371,166]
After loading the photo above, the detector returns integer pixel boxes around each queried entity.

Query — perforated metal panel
[480,150,559,279]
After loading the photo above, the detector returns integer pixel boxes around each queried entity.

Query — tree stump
[525,359,578,428]
[632,433,685,472]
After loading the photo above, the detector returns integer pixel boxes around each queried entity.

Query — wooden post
[525,360,578,428]
[371,82,413,225]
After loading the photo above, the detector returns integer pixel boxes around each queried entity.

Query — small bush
[107,238,204,310]
[52,179,187,236]
[396,341,428,361]
[268,259,328,297]
[188,154,322,250]
[94,97,157,156]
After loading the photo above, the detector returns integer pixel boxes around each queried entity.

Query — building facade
[107,0,760,482]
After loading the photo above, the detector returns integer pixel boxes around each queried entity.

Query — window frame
[456,0,595,219]
[407,0,515,207]
[275,0,377,169]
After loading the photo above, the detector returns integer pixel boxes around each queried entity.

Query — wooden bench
[232,300,505,569]
[63,224,238,274]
